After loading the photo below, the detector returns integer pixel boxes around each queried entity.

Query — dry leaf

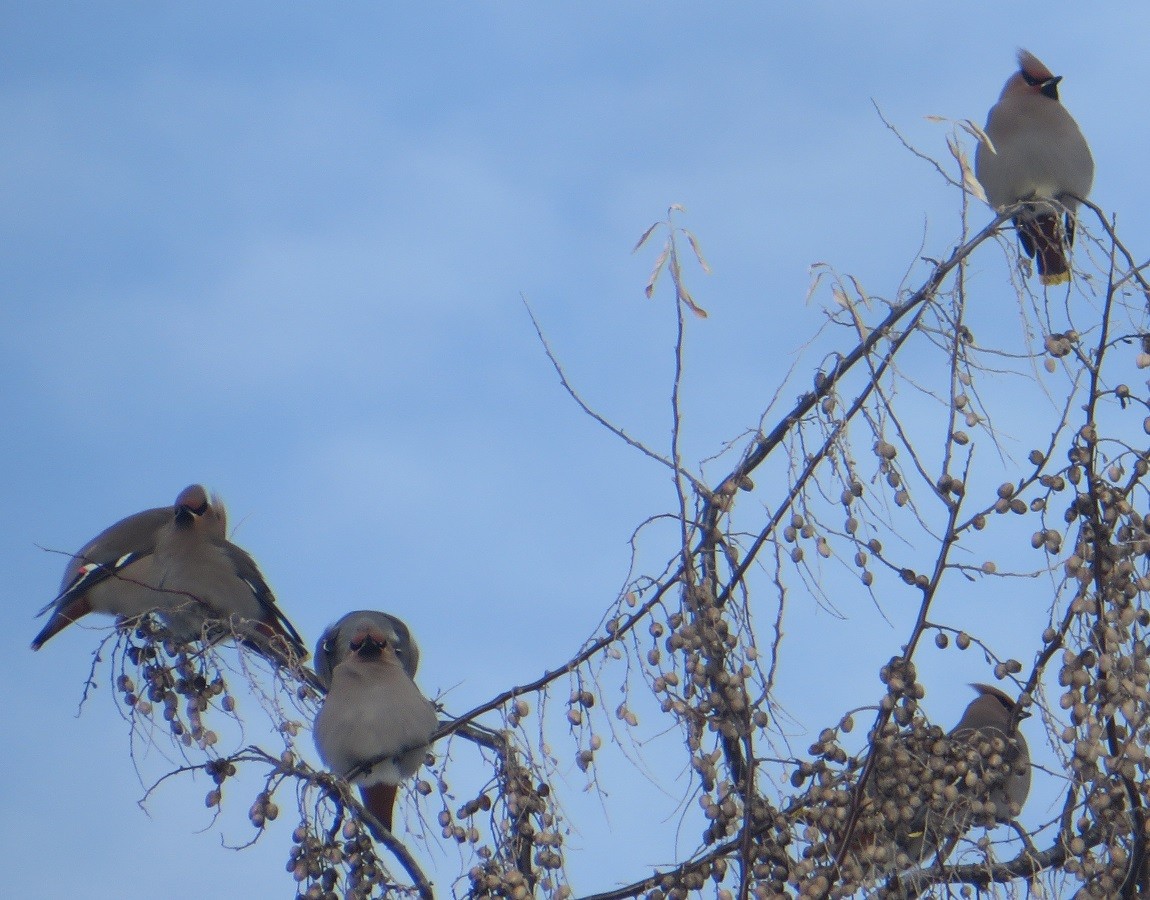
[947,134,989,204]
[679,285,709,319]
[846,275,871,309]
[632,222,661,254]
[959,118,996,155]
[645,245,669,298]
[684,229,712,274]
[833,284,870,341]
[963,168,988,204]
[804,265,828,306]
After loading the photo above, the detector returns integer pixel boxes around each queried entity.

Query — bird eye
[1021,72,1042,87]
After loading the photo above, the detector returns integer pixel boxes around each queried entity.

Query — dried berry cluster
[461,753,567,896]
[113,617,236,753]
[1054,450,1150,895]
[288,819,387,900]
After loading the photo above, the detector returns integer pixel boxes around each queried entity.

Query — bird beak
[174,505,196,526]
[351,634,386,657]
[1040,75,1062,100]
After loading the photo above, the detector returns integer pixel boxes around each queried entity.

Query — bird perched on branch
[975,49,1094,285]
[32,484,307,669]
[898,683,1031,863]
[313,610,438,834]
[847,683,1031,875]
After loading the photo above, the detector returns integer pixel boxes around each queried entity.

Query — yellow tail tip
[1040,271,1072,286]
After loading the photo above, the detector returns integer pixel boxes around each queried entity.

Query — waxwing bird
[898,683,1031,865]
[32,485,307,668]
[148,484,307,663]
[950,684,1031,815]
[975,49,1094,285]
[845,684,1031,878]
[313,611,438,833]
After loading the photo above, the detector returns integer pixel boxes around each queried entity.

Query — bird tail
[359,782,398,834]
[1014,212,1072,285]
[30,593,94,649]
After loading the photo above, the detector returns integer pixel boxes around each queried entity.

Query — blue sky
[5,3,1148,897]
